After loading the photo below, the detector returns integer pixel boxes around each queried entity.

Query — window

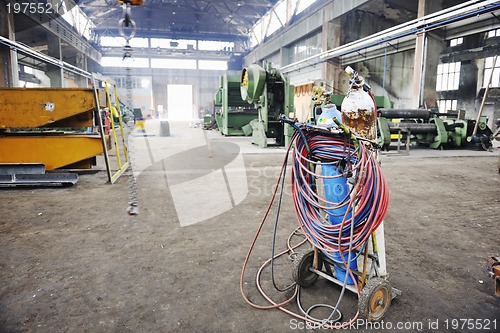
[60,2,94,40]
[450,37,463,47]
[483,56,500,88]
[150,38,171,49]
[265,52,281,68]
[99,37,148,48]
[112,76,151,89]
[293,0,317,15]
[198,41,234,52]
[251,20,263,47]
[100,36,125,47]
[487,29,500,38]
[285,33,322,65]
[437,100,457,113]
[267,1,286,37]
[151,58,197,69]
[198,60,227,70]
[248,0,318,48]
[436,62,461,91]
[129,38,149,48]
[151,38,197,50]
[141,78,150,88]
[101,57,149,68]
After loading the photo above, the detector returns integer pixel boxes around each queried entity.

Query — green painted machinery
[377,109,449,149]
[214,73,258,136]
[240,62,294,148]
[377,109,493,150]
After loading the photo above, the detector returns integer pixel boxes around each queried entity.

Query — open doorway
[167,84,193,120]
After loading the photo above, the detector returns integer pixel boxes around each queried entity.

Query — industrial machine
[0,75,129,186]
[240,61,294,148]
[377,109,494,150]
[214,73,258,136]
[241,67,398,326]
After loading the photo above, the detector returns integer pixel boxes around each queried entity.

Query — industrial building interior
[0,0,499,331]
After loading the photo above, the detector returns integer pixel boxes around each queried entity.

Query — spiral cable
[241,122,390,328]
[291,128,389,266]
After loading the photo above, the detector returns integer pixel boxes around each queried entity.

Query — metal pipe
[419,32,428,107]
[379,109,433,119]
[382,44,387,90]
[473,54,498,135]
[387,122,437,134]
[309,268,358,294]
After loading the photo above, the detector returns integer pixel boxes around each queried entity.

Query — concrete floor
[0,119,499,332]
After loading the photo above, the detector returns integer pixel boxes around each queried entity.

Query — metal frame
[92,74,129,184]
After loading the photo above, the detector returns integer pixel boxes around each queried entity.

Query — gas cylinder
[341,79,377,141]
[317,103,358,285]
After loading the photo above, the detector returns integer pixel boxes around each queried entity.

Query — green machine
[214,73,258,136]
[377,109,493,150]
[377,109,448,149]
[448,116,493,149]
[240,61,294,148]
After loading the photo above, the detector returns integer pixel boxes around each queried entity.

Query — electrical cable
[240,139,301,310]
[291,130,388,260]
[270,149,296,292]
[296,283,342,323]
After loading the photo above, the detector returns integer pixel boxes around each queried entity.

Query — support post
[47,34,64,88]
[0,0,19,87]
[412,0,445,108]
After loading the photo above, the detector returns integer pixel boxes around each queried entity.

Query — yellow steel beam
[0,88,97,128]
[0,135,105,170]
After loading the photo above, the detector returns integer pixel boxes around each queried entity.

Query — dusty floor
[0,120,499,333]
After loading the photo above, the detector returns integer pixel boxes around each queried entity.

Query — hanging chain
[118,0,140,215]
[126,136,139,215]
[125,65,138,215]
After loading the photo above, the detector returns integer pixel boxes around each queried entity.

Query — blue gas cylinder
[318,103,358,284]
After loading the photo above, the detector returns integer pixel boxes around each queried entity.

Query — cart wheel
[292,249,322,287]
[358,277,392,321]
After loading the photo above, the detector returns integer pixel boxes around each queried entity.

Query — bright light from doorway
[167,85,193,120]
